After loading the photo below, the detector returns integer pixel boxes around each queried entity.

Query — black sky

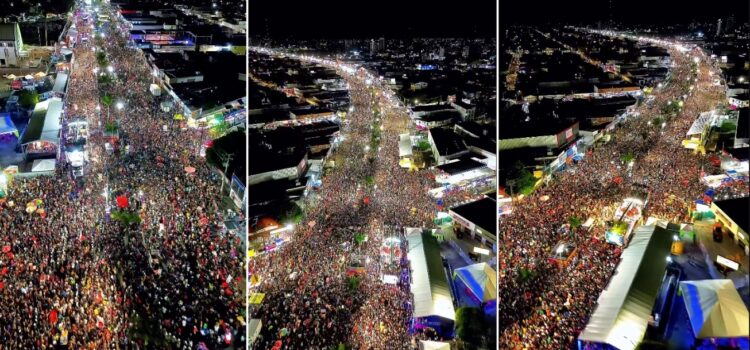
[249,0,496,39]
[501,0,749,25]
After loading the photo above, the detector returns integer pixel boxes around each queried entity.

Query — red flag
[116,196,129,209]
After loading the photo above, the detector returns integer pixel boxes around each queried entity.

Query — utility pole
[217,150,234,196]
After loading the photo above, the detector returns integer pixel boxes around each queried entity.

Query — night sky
[249,0,496,38]
[501,0,749,25]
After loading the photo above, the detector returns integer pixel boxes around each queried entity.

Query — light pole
[217,150,234,196]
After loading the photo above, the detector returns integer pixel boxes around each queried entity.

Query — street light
[116,102,124,110]
[107,66,114,73]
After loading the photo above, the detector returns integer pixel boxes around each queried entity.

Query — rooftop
[713,197,749,234]
[449,196,496,236]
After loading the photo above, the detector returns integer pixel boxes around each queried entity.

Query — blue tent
[0,113,18,138]
[453,263,496,303]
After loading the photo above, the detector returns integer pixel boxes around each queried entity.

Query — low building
[711,197,749,255]
[0,23,24,67]
[449,196,497,245]
[428,128,469,165]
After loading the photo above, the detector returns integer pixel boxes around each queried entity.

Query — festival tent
[453,262,497,303]
[406,228,455,322]
[0,113,19,138]
[31,158,56,173]
[679,279,749,339]
[52,73,69,95]
[419,340,451,350]
[578,224,675,350]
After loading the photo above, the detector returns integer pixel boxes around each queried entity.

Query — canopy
[578,225,674,350]
[31,158,56,172]
[419,340,451,350]
[407,228,455,321]
[0,113,18,137]
[453,262,497,302]
[679,279,749,339]
[399,133,413,158]
[21,98,62,145]
[52,73,69,94]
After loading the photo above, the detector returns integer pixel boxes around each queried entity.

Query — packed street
[0,1,244,349]
[498,36,733,349]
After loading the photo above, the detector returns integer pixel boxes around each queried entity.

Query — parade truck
[605,189,649,246]
[66,146,86,178]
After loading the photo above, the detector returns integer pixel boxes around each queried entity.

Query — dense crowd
[498,42,731,349]
[248,61,480,348]
[0,2,243,349]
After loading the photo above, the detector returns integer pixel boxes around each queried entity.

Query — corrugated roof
[578,225,675,350]
[407,228,455,321]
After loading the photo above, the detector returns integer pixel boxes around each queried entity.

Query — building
[0,23,24,67]
[248,128,308,186]
[711,197,749,255]
[449,196,497,245]
[428,128,469,165]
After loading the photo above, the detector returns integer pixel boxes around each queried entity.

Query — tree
[346,275,363,292]
[18,90,39,108]
[455,307,484,348]
[507,161,537,196]
[568,216,582,231]
[96,51,107,67]
[620,151,635,165]
[111,210,141,226]
[279,201,303,225]
[101,94,113,107]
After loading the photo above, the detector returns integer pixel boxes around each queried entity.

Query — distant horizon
[250,0,495,39]
[500,0,748,25]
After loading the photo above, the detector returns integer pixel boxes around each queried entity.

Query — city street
[248,50,493,348]
[0,1,244,349]
[498,33,737,348]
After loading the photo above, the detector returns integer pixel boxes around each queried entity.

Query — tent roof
[578,225,675,350]
[399,133,412,158]
[453,262,497,302]
[0,113,18,136]
[21,98,63,145]
[407,228,455,321]
[31,158,56,172]
[680,279,749,339]
[52,73,69,94]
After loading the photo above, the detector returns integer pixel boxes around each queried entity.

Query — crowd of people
[248,60,479,349]
[498,38,732,348]
[0,2,244,349]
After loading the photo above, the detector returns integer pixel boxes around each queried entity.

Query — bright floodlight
[107,66,114,73]
[116,102,124,110]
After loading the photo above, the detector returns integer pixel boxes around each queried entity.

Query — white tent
[679,279,749,339]
[31,158,56,172]
[419,340,451,350]
[453,263,497,302]
[406,228,455,321]
[578,225,674,350]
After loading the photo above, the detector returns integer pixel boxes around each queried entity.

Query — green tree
[507,161,537,196]
[568,216,582,230]
[620,151,635,165]
[346,276,363,292]
[18,90,40,108]
[455,307,484,347]
[279,201,303,225]
[101,94,113,107]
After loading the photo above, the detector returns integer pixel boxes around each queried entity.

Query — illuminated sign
[716,255,739,271]
[473,247,490,255]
